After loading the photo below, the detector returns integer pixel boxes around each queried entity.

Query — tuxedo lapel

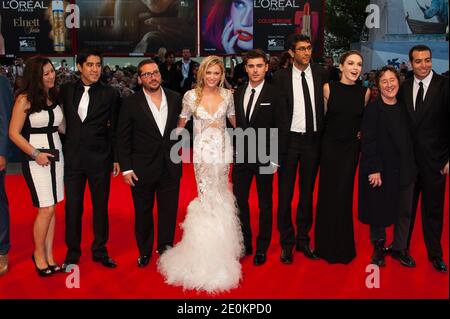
[66,83,81,122]
[138,90,161,137]
[311,65,322,114]
[249,82,267,126]
[237,84,247,126]
[415,73,439,125]
[403,79,415,123]
[163,89,175,138]
[83,84,99,122]
[286,67,294,117]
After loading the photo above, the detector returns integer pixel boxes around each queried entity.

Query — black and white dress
[21,104,64,208]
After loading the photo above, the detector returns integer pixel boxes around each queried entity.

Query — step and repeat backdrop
[1,0,325,56]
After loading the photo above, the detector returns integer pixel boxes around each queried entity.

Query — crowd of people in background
[3,47,447,101]
[0,40,448,293]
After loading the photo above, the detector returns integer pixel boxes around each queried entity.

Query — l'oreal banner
[76,0,196,54]
[253,0,324,55]
[200,0,324,56]
[0,0,72,55]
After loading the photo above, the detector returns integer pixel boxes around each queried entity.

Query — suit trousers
[131,171,180,257]
[232,163,274,253]
[65,168,111,262]
[277,132,320,249]
[408,169,446,258]
[370,183,414,251]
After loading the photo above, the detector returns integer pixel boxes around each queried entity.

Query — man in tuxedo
[232,49,288,266]
[272,34,328,264]
[0,74,13,275]
[175,47,199,94]
[117,59,182,267]
[60,50,121,270]
[399,45,449,273]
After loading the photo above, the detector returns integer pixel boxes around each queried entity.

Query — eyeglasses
[295,46,312,52]
[140,70,160,78]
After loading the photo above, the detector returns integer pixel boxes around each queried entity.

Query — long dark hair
[16,56,58,114]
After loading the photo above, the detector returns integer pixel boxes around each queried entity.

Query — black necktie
[415,81,424,112]
[301,71,314,134]
[245,88,256,125]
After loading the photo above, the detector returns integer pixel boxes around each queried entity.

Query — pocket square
[260,102,271,106]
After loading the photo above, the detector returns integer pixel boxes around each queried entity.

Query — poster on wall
[0,0,72,55]
[401,0,448,35]
[76,0,196,54]
[200,0,324,56]
[253,0,324,55]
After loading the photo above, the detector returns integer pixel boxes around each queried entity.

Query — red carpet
[0,163,448,299]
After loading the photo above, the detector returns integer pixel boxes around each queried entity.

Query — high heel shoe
[31,254,52,277]
[48,263,62,274]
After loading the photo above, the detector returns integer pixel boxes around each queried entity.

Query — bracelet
[31,149,41,159]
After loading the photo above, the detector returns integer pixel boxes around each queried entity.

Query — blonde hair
[194,55,225,106]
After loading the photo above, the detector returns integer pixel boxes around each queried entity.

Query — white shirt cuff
[122,170,134,176]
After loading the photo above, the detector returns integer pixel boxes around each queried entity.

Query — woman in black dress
[358,66,417,268]
[314,51,371,264]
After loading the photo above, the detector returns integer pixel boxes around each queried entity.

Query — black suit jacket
[272,64,328,134]
[399,72,449,175]
[60,80,121,172]
[117,88,182,183]
[175,59,199,93]
[233,82,289,166]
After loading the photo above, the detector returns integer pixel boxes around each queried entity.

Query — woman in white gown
[157,55,244,293]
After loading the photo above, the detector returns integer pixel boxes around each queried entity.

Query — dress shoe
[61,261,78,273]
[391,249,416,267]
[157,245,172,255]
[137,255,151,268]
[295,243,319,260]
[383,243,393,255]
[370,240,386,267]
[429,257,448,273]
[244,247,253,256]
[93,256,117,268]
[0,254,8,276]
[280,247,293,264]
[31,254,52,277]
[253,251,266,266]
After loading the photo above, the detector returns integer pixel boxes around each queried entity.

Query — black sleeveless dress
[314,82,367,264]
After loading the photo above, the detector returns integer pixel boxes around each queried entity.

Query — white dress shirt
[180,59,190,87]
[291,64,317,133]
[123,88,168,176]
[143,88,168,136]
[243,80,265,121]
[413,71,433,110]
[78,86,90,122]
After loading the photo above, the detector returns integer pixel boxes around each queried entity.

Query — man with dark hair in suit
[60,50,121,270]
[232,49,288,266]
[399,44,449,273]
[0,74,13,276]
[117,59,182,267]
[272,33,328,264]
[175,47,199,94]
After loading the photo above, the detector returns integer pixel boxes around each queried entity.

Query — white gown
[157,88,244,293]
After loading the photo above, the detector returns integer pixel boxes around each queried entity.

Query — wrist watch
[31,149,41,159]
